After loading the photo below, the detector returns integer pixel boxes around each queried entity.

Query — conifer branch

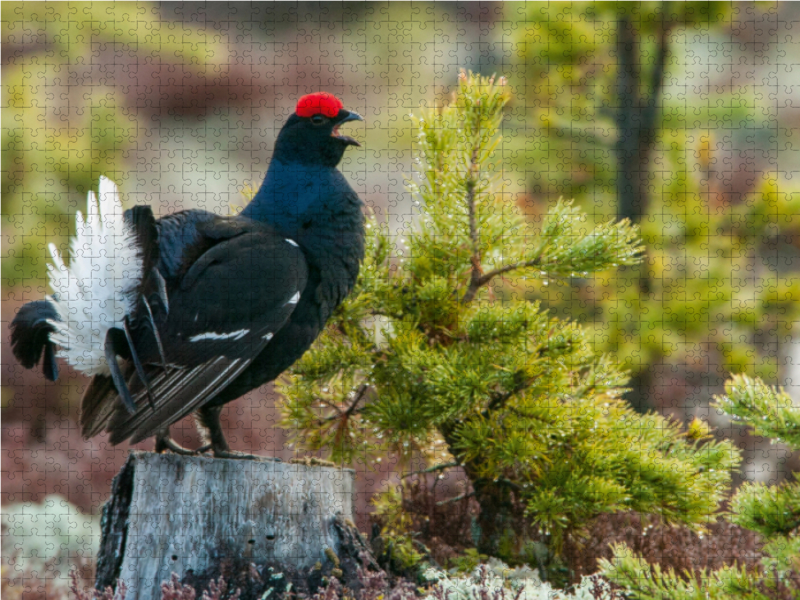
[401,462,461,479]
[436,492,475,506]
[319,383,370,423]
[463,131,484,304]
[463,257,544,304]
[476,477,522,492]
[482,376,539,416]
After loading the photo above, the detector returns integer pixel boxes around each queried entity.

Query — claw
[155,431,200,455]
[211,448,281,461]
[195,405,279,461]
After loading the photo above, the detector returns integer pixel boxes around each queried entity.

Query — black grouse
[10,92,365,459]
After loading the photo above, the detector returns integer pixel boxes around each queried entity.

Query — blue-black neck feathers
[241,108,364,248]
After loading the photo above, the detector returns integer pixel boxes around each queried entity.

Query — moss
[324,547,340,568]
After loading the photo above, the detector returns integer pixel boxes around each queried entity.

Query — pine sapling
[278,71,739,584]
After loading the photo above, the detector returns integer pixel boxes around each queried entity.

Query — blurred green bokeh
[501,2,800,406]
[2,2,228,285]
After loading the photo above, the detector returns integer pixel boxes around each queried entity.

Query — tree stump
[96,452,378,600]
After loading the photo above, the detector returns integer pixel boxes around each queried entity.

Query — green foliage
[381,535,426,574]
[600,548,763,600]
[371,484,414,537]
[369,486,429,576]
[600,374,800,598]
[590,151,800,383]
[714,374,800,451]
[447,549,490,575]
[278,72,739,580]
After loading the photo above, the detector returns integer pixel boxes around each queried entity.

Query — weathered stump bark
[96,452,378,600]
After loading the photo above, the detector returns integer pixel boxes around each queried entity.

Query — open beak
[333,110,363,146]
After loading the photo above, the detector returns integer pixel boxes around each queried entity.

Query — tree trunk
[439,426,523,563]
[614,13,670,413]
[96,452,378,600]
[615,14,669,224]
[471,481,517,557]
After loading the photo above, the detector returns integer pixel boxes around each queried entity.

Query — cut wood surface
[96,452,361,600]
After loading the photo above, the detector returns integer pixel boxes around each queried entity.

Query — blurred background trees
[3,0,800,592]
[508,2,800,438]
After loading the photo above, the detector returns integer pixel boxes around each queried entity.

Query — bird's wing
[109,355,258,444]
[81,222,309,444]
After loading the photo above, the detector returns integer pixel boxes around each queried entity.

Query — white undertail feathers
[46,177,143,376]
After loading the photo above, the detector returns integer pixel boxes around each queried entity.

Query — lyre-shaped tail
[45,177,143,376]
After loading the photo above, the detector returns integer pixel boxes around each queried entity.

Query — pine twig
[320,384,370,423]
[461,124,485,304]
[401,462,461,479]
[462,256,544,304]
[436,491,476,506]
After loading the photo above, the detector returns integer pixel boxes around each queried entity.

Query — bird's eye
[311,115,327,125]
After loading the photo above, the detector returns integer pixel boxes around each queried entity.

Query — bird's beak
[333,110,363,146]
[338,110,363,123]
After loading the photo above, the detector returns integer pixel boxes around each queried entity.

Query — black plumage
[9,300,60,382]
[10,94,365,458]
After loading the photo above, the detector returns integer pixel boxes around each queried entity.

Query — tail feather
[80,373,123,438]
[42,339,58,382]
[125,205,170,315]
[12,178,165,443]
[124,205,159,275]
[46,177,144,377]
[10,300,60,381]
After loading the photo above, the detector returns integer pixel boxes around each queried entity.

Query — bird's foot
[155,435,207,456]
[211,448,281,461]
[194,407,280,461]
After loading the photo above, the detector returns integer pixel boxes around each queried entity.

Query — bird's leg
[154,428,204,455]
[196,405,279,461]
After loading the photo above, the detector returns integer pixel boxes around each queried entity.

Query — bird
[10,92,365,459]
